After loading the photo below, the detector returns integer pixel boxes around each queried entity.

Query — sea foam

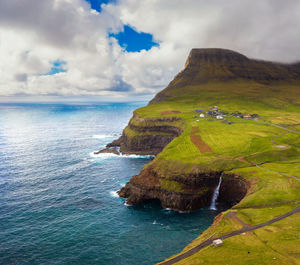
[124,201,132,207]
[90,152,155,159]
[109,191,119,198]
[93,134,120,139]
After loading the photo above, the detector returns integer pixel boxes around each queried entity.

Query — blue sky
[86,0,159,52]
[110,25,159,52]
[44,60,67,75]
[85,0,111,12]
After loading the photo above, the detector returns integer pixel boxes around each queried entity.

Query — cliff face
[118,166,248,211]
[107,113,183,155]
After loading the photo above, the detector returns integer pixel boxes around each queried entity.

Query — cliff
[119,166,248,211]
[107,48,300,263]
[107,113,184,155]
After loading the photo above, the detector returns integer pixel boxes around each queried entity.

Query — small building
[216,115,223,120]
[243,114,252,119]
[207,111,213,117]
[200,114,205,118]
[232,112,243,118]
[213,239,223,247]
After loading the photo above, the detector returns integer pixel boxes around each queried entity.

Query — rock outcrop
[107,113,183,155]
[94,148,120,155]
[118,166,249,212]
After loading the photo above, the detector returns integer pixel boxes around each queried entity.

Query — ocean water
[0,103,219,265]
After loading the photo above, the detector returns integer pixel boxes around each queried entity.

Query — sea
[0,103,219,265]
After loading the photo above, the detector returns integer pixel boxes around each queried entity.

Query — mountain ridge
[150,48,300,104]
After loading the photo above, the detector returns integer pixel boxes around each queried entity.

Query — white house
[213,239,223,247]
[200,114,205,118]
[216,115,223,120]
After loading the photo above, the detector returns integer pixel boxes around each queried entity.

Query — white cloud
[110,0,300,62]
[0,0,300,101]
[0,0,125,98]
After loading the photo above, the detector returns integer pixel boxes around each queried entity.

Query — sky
[0,0,300,102]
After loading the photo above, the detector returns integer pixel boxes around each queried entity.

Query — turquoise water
[0,103,219,265]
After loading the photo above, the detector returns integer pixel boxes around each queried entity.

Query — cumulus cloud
[0,0,300,101]
[0,0,125,98]
[111,0,300,62]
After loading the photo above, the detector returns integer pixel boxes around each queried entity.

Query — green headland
[108,48,300,264]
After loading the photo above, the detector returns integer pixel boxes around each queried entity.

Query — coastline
[104,49,300,264]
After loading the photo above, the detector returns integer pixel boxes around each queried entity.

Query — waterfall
[210,174,223,210]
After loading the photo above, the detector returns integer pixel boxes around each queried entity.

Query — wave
[152,220,164,226]
[109,191,119,198]
[90,152,155,159]
[121,154,155,159]
[124,201,132,207]
[93,134,120,139]
[89,152,117,158]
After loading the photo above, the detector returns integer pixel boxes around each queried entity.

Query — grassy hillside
[136,80,300,174]
[118,49,300,264]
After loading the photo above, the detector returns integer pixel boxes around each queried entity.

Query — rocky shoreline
[117,165,249,212]
[103,115,249,212]
[94,148,120,155]
[104,114,183,156]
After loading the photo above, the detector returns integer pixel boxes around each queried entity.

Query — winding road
[256,164,300,181]
[254,119,300,135]
[253,119,300,181]
[159,205,300,265]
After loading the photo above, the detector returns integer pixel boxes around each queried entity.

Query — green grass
[167,212,300,265]
[228,166,300,208]
[131,82,300,173]
[124,126,173,137]
[123,79,300,264]
[160,179,184,193]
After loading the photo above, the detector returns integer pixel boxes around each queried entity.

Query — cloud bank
[0,0,300,101]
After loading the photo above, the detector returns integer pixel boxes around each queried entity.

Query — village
[194,106,259,124]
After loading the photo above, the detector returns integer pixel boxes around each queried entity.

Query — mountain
[151,48,300,104]
[107,48,300,264]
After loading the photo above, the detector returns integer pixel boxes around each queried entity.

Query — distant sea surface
[0,103,218,265]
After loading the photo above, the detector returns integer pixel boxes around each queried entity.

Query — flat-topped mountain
[151,48,300,104]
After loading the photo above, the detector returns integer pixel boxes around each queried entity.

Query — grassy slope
[130,80,300,263]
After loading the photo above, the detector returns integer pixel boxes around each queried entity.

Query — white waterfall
[210,175,222,210]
